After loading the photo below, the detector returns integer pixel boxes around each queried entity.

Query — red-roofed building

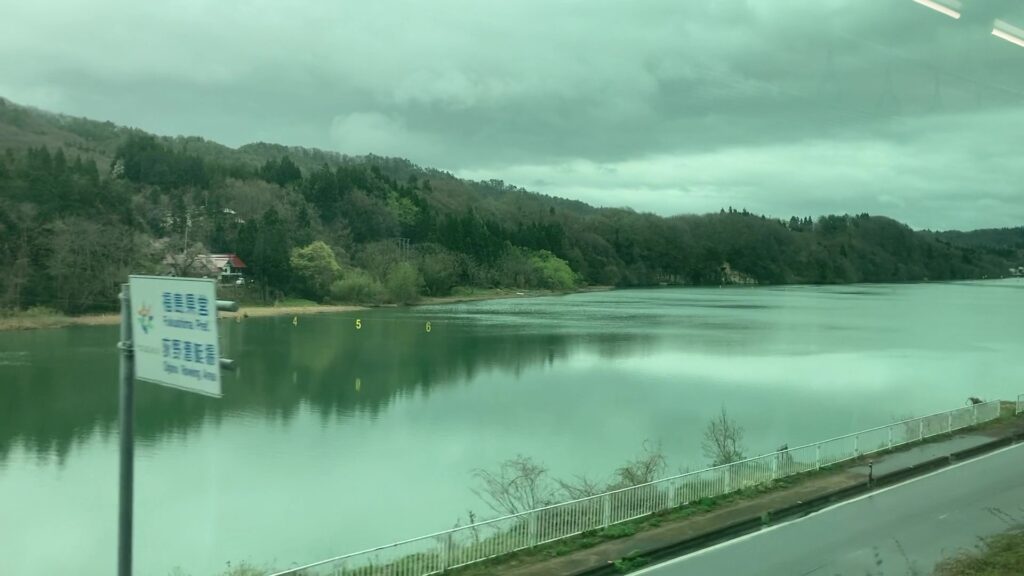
[209,253,247,284]
[161,252,247,284]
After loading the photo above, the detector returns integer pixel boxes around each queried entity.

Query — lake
[1,282,1022,576]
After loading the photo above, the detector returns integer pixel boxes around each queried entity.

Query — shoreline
[4,278,1017,332]
[0,286,614,332]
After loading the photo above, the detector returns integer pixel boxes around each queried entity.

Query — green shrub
[602,523,638,539]
[530,250,576,290]
[416,245,461,296]
[385,262,423,304]
[330,269,385,304]
[614,553,650,573]
[289,241,342,301]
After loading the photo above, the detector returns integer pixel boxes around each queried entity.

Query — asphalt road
[634,442,1024,576]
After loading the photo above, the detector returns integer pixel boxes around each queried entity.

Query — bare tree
[610,439,667,488]
[702,407,745,466]
[556,475,605,500]
[46,218,148,313]
[166,241,211,277]
[472,455,556,517]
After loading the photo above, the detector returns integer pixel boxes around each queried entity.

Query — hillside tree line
[0,134,1016,314]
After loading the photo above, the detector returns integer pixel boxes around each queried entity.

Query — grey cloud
[460,106,1024,230]
[1,0,1023,228]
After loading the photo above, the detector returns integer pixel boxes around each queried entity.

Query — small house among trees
[162,252,247,284]
[209,253,247,284]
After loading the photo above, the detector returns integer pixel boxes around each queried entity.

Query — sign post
[118,276,236,576]
[117,284,134,576]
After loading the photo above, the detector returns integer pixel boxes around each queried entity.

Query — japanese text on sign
[130,276,222,397]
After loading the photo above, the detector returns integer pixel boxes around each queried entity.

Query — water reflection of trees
[0,315,655,464]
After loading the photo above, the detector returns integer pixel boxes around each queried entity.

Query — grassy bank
[0,307,73,331]
[934,529,1024,575]
[0,286,613,331]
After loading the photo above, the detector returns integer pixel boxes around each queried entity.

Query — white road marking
[630,442,1024,575]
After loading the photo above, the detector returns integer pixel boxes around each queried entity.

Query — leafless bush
[556,475,606,500]
[472,455,557,516]
[610,440,667,489]
[473,440,671,517]
[702,407,745,466]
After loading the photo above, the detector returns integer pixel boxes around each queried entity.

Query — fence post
[972,404,978,425]
[815,444,821,471]
[918,419,924,440]
[853,435,859,456]
[887,427,893,450]
[528,512,538,547]
[441,532,452,573]
[947,411,953,433]
[601,494,611,528]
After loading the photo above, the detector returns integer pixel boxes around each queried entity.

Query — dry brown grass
[236,304,364,318]
[933,530,1024,576]
[0,307,71,330]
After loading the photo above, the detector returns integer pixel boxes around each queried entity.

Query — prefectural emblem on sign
[136,304,154,334]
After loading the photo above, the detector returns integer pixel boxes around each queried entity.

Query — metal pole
[118,284,135,576]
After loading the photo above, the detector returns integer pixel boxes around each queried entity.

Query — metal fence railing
[271,400,1004,576]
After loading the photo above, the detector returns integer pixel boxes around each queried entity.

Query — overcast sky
[1,0,1022,230]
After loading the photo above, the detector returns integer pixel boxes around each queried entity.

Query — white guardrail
[272,400,1003,576]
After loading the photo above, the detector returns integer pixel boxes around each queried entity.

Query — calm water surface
[1,282,1022,575]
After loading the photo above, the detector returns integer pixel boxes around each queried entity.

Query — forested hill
[0,96,1018,314]
[936,227,1024,255]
